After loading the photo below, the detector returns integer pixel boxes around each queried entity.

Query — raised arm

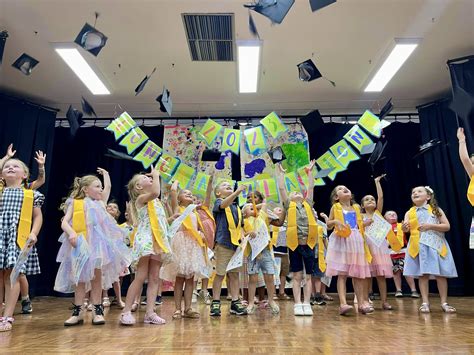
[275,163,288,204]
[0,144,16,173]
[220,184,246,209]
[169,180,179,214]
[136,168,161,208]
[30,150,46,190]
[374,174,385,213]
[305,160,316,203]
[203,174,214,208]
[457,128,474,177]
[97,168,111,204]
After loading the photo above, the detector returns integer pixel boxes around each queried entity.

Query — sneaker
[141,298,147,305]
[120,311,136,326]
[314,295,327,306]
[192,291,198,303]
[411,291,420,298]
[302,303,313,316]
[294,303,305,316]
[395,290,403,298]
[64,305,84,326]
[92,304,105,325]
[155,296,163,305]
[210,300,221,317]
[230,300,248,315]
[102,297,111,307]
[200,291,212,305]
[309,295,316,306]
[21,298,33,314]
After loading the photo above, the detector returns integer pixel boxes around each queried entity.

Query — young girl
[120,169,170,325]
[0,158,44,332]
[324,185,372,315]
[55,168,130,326]
[360,175,394,310]
[402,186,457,313]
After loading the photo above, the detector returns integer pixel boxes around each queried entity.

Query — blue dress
[403,206,457,279]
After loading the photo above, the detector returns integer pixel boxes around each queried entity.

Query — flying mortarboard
[248,11,260,39]
[297,59,335,86]
[135,67,157,96]
[12,53,39,75]
[66,105,84,137]
[367,140,387,175]
[0,30,8,66]
[81,96,97,117]
[449,87,474,122]
[244,0,295,24]
[74,23,108,56]
[309,0,336,12]
[156,86,172,116]
[105,148,135,161]
[202,149,222,162]
[412,139,442,159]
[268,146,286,163]
[378,98,393,120]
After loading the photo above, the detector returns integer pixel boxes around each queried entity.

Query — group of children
[0,126,472,331]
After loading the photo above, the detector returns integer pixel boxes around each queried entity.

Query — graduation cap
[309,0,336,12]
[268,146,286,163]
[297,59,335,86]
[81,97,97,117]
[12,53,39,75]
[378,98,393,120]
[66,105,84,137]
[74,23,108,56]
[0,30,8,66]
[367,140,387,175]
[105,148,135,161]
[202,149,222,162]
[244,0,295,24]
[248,11,260,39]
[449,87,474,121]
[361,142,377,155]
[156,86,172,116]
[413,139,442,159]
[135,67,156,96]
[300,110,324,135]
[315,167,333,179]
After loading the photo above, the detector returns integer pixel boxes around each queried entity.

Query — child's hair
[242,203,253,215]
[107,199,121,220]
[418,186,441,218]
[360,195,375,213]
[214,181,231,197]
[0,158,30,196]
[247,190,264,203]
[127,174,145,226]
[69,175,99,199]
[330,186,355,205]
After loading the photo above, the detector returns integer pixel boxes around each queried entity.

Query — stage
[3,295,474,353]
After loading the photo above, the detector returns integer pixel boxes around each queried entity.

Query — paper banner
[238,180,256,206]
[191,172,211,198]
[199,119,223,147]
[343,125,374,154]
[133,141,162,169]
[357,110,382,138]
[329,139,360,168]
[171,162,195,189]
[296,165,325,189]
[255,178,279,203]
[244,126,267,155]
[284,172,301,193]
[365,213,392,248]
[221,128,241,155]
[281,142,310,172]
[316,151,345,181]
[260,112,287,139]
[119,127,148,155]
[105,112,137,140]
[226,238,248,272]
[156,154,180,182]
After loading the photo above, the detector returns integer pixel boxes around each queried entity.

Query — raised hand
[374,174,386,183]
[96,167,109,176]
[6,143,16,159]
[236,184,247,193]
[34,150,46,166]
[457,127,465,142]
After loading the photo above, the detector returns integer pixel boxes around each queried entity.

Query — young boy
[210,181,247,316]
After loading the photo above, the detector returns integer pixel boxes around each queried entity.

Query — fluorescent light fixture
[52,42,110,95]
[364,38,421,92]
[237,40,262,93]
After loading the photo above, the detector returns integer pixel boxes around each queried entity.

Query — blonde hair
[127,174,145,226]
[0,158,30,196]
[69,175,99,200]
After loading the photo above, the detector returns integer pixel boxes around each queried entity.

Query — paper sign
[420,230,446,253]
[244,126,267,155]
[10,239,34,284]
[166,204,197,240]
[330,139,360,168]
[71,235,91,285]
[469,217,474,250]
[221,128,241,155]
[171,162,195,189]
[284,172,301,193]
[357,110,382,138]
[343,125,374,154]
[260,112,287,139]
[226,238,248,272]
[156,154,180,182]
[255,178,279,203]
[248,220,270,261]
[133,141,162,169]
[365,213,392,248]
[192,172,211,198]
[119,127,149,154]
[199,119,223,147]
[275,227,287,247]
[316,151,345,181]
[105,112,137,140]
[281,142,310,172]
[238,180,256,206]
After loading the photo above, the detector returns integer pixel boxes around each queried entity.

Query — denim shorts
[247,248,275,275]
[289,245,316,273]
[312,258,325,277]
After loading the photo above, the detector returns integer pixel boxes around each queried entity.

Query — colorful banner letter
[221,128,241,155]
[281,142,310,172]
[260,112,287,139]
[238,181,256,206]
[119,127,148,154]
[199,119,223,147]
[156,154,180,182]
[284,172,301,193]
[316,151,345,181]
[343,125,374,154]
[255,178,279,203]
[358,110,382,138]
[105,112,137,140]
[297,166,325,189]
[171,162,195,189]
[192,172,211,198]
[244,126,267,155]
[133,141,162,169]
[329,139,360,168]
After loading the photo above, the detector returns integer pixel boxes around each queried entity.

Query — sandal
[382,302,393,310]
[419,303,430,313]
[269,302,280,315]
[144,312,166,324]
[102,297,111,307]
[322,294,334,301]
[278,293,291,300]
[339,304,353,315]
[358,305,374,315]
[183,308,200,319]
[120,311,136,326]
[131,302,139,312]
[441,303,456,313]
[117,300,126,309]
[172,310,182,320]
[0,319,12,332]
[246,304,257,314]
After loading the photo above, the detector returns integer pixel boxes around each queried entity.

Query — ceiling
[0,0,473,118]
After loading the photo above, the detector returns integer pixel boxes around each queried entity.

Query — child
[275,161,318,316]
[55,168,130,326]
[360,175,394,310]
[242,201,280,314]
[271,221,291,300]
[162,182,209,319]
[324,185,372,315]
[402,186,457,313]
[311,211,332,305]
[0,158,44,332]
[120,168,171,325]
[210,181,247,317]
[384,210,419,298]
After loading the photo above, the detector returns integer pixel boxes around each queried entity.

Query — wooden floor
[3,295,474,354]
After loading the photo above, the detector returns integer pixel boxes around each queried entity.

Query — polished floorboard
[2,295,474,354]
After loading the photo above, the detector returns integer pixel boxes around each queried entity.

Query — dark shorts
[312,258,325,277]
[288,245,315,273]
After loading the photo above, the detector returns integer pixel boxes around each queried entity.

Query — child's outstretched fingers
[6,143,16,158]
[34,150,46,165]
[97,167,109,176]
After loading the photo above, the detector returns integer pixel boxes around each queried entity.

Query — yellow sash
[72,199,87,241]
[286,201,318,251]
[317,225,326,272]
[408,206,447,258]
[374,211,403,252]
[148,201,169,253]
[200,205,216,227]
[224,205,242,246]
[129,228,136,247]
[468,175,474,206]
[180,206,206,248]
[17,189,34,249]
[270,226,280,247]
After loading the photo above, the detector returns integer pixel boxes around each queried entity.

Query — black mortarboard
[248,11,260,39]
[105,148,135,161]
[135,67,156,96]
[245,0,295,24]
[0,30,8,66]
[368,140,387,175]
[66,105,84,137]
[81,96,97,117]
[74,23,108,56]
[413,139,442,159]
[202,149,222,162]
[12,53,39,75]
[268,146,286,163]
[156,86,172,116]
[300,110,324,135]
[378,98,393,120]
[297,59,335,86]
[309,0,336,12]
[449,87,474,121]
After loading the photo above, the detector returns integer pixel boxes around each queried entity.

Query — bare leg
[263,273,276,306]
[3,270,20,318]
[228,272,240,300]
[303,274,312,304]
[376,276,388,303]
[183,277,194,311]
[201,278,209,292]
[174,277,185,311]
[393,270,402,291]
[212,274,224,301]
[418,275,430,305]
[321,283,327,296]
[406,276,417,292]
[145,259,161,315]
[74,283,86,306]
[353,277,370,308]
[279,274,286,295]
[337,275,347,306]
[123,257,150,313]
[247,275,258,307]
[435,276,449,304]
[90,269,102,305]
[19,274,29,299]
[292,271,303,304]
[113,280,123,304]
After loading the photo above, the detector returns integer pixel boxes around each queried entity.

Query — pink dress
[197,207,216,249]
[364,214,393,278]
